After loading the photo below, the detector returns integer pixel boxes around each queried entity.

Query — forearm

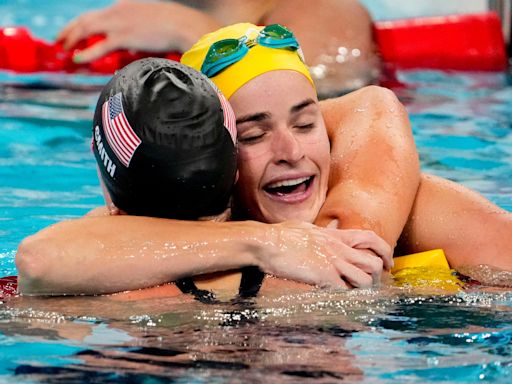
[16,216,270,295]
[16,215,392,295]
[316,86,420,248]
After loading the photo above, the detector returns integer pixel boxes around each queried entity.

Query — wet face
[229,70,330,224]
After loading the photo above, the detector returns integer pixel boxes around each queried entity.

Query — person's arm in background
[316,86,421,251]
[57,0,223,63]
[58,0,379,97]
[16,216,391,295]
[262,0,380,96]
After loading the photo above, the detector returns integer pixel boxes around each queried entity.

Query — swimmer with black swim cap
[92,58,261,301]
[92,57,237,221]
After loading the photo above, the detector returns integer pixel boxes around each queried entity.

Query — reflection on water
[1,287,512,383]
[392,70,512,212]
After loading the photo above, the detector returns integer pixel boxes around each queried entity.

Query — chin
[266,209,317,224]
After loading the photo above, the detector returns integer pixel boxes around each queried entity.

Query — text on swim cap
[94,125,117,178]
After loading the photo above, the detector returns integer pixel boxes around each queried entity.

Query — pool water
[1,1,512,383]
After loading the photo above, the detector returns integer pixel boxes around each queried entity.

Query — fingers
[352,230,393,270]
[58,10,107,51]
[318,251,375,289]
[334,258,374,288]
[318,272,350,290]
[73,39,117,64]
[344,250,384,284]
[334,229,393,270]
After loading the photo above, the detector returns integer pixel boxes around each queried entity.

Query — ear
[235,170,239,184]
[96,166,111,204]
[96,165,121,215]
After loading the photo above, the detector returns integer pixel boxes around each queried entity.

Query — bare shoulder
[320,86,397,112]
[84,206,111,217]
[320,86,402,138]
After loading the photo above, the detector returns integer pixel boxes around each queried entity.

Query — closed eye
[296,123,315,130]
[238,132,266,144]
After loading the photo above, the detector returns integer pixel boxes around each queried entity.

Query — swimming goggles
[201,24,301,78]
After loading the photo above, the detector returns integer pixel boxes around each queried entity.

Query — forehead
[229,70,318,114]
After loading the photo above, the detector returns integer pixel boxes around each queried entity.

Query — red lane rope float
[0,11,508,73]
[374,11,507,71]
[0,27,181,73]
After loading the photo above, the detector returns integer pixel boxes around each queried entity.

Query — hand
[57,0,221,63]
[329,228,394,270]
[255,222,392,289]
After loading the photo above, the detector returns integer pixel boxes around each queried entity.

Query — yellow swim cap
[181,23,314,99]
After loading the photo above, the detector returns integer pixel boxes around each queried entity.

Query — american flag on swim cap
[205,77,236,145]
[216,90,237,145]
[102,92,141,167]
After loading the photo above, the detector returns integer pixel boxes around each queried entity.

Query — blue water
[1,1,512,383]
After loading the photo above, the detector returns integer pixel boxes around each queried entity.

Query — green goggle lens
[206,39,243,63]
[260,24,292,39]
[201,24,299,78]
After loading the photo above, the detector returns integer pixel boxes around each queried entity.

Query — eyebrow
[290,98,316,114]
[236,112,271,125]
[235,98,317,125]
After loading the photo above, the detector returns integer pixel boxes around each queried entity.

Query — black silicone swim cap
[92,58,237,219]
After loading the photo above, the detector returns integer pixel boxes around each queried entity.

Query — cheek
[236,149,262,193]
[306,130,331,170]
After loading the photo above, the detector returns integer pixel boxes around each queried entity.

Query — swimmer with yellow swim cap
[184,23,458,289]
[182,23,491,289]
[17,23,512,296]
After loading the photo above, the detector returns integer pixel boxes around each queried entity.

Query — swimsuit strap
[238,266,264,298]
[175,267,265,304]
[175,278,220,304]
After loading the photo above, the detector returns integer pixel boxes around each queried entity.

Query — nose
[271,125,304,164]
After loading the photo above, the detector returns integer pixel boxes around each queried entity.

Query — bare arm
[16,216,391,295]
[398,173,512,270]
[316,86,421,250]
[58,0,223,63]
[262,0,380,96]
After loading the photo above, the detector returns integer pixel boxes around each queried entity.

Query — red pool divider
[0,11,508,74]
[374,11,507,71]
[0,27,181,73]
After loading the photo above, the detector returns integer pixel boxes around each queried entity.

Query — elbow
[16,233,55,294]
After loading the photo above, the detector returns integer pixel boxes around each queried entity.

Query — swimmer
[57,0,379,96]
[17,23,511,296]
[91,57,251,300]
[181,23,512,269]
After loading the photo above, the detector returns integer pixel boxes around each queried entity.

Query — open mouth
[264,176,314,197]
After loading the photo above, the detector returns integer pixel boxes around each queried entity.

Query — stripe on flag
[217,91,237,145]
[102,93,141,167]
